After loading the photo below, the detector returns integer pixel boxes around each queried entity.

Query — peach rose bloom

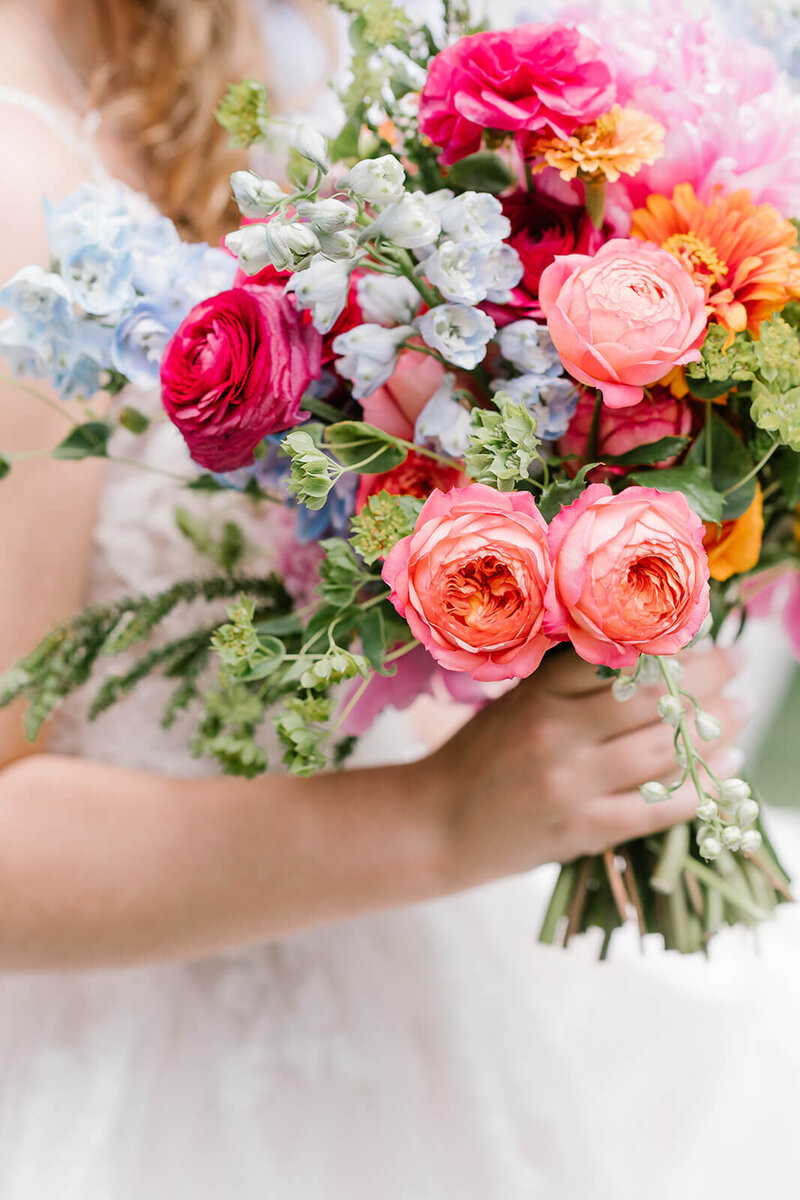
[544,483,710,668]
[703,484,763,582]
[539,238,707,409]
[382,483,554,681]
[558,385,692,481]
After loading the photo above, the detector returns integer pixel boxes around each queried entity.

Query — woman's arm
[0,646,743,969]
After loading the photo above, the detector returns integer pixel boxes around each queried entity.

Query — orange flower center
[444,555,522,631]
[661,231,728,295]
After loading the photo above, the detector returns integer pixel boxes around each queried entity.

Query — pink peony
[361,349,446,440]
[383,484,554,682]
[539,238,707,408]
[161,285,322,472]
[544,483,710,668]
[418,24,614,167]
[558,386,692,480]
[559,0,800,217]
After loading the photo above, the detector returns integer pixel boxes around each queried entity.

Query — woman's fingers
[593,693,748,796]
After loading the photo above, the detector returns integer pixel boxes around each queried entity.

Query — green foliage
[465,395,540,491]
[282,422,409,510]
[686,413,757,520]
[0,455,10,481]
[687,323,757,386]
[175,508,246,573]
[318,538,369,607]
[349,491,423,564]
[538,464,598,523]
[282,428,342,509]
[630,462,724,524]
[192,683,268,777]
[52,421,112,460]
[274,696,334,775]
[215,79,270,147]
[211,596,287,682]
[325,421,408,472]
[187,474,227,493]
[299,644,370,691]
[602,435,689,467]
[751,380,800,452]
[445,152,514,195]
[118,406,150,435]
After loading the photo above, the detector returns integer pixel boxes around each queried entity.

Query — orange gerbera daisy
[632,183,800,337]
[525,105,665,184]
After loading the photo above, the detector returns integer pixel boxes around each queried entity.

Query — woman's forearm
[0,753,449,970]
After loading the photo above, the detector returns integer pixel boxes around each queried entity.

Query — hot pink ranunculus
[539,238,707,408]
[544,483,710,668]
[418,24,614,167]
[558,386,693,480]
[161,284,322,472]
[382,483,554,682]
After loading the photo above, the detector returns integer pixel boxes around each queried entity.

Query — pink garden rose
[161,284,322,472]
[360,348,446,441]
[558,386,692,480]
[418,24,614,167]
[539,238,707,408]
[383,483,554,682]
[544,483,710,668]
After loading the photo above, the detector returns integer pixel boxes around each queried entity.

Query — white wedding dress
[4,5,800,1198]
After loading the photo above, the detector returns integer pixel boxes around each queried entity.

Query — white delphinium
[296,199,355,234]
[264,215,320,272]
[356,274,420,325]
[494,375,578,440]
[342,156,406,205]
[295,123,329,173]
[498,320,563,375]
[481,244,524,303]
[230,171,285,218]
[331,323,413,398]
[415,304,496,369]
[316,230,361,261]
[414,373,473,457]
[425,241,522,306]
[225,224,272,275]
[439,191,511,244]
[285,256,354,335]
[372,192,442,249]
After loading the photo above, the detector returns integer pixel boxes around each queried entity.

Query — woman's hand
[430,645,745,888]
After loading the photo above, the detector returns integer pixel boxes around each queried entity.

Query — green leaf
[776,449,800,508]
[187,473,226,492]
[602,435,689,467]
[360,606,391,673]
[686,413,756,520]
[118,406,150,435]
[329,116,362,162]
[538,464,599,523]
[52,421,112,460]
[685,376,735,401]
[630,462,724,524]
[236,635,286,682]
[324,421,407,473]
[0,455,10,481]
[445,151,514,195]
[255,612,304,638]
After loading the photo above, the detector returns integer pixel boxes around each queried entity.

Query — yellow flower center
[661,231,729,291]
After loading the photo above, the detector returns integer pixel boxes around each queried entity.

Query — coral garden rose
[539,238,707,408]
[382,483,554,681]
[161,284,321,472]
[544,483,710,668]
[418,24,614,167]
[703,484,764,582]
[558,386,692,480]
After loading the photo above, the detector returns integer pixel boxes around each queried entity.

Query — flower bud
[224,225,271,275]
[296,199,355,234]
[640,781,670,805]
[718,778,751,805]
[695,710,722,741]
[699,835,722,861]
[344,155,406,205]
[295,123,329,172]
[696,799,718,823]
[736,799,760,828]
[612,675,638,702]
[230,171,285,217]
[657,694,683,727]
[316,230,360,261]
[740,829,762,852]
[721,825,743,851]
[264,218,320,272]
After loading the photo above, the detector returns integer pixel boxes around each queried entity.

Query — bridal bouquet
[2,0,799,954]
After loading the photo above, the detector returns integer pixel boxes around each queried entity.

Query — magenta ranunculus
[161,284,322,472]
[382,484,554,682]
[418,24,615,167]
[544,483,710,668]
[558,386,693,480]
[539,238,707,408]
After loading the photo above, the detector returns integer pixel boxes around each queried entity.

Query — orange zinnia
[632,183,800,337]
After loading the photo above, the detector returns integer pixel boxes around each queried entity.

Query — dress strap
[0,86,108,181]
